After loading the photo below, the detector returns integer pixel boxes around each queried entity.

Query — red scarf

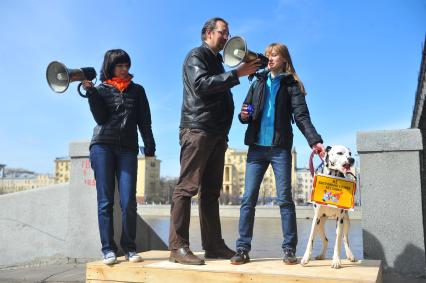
[104,76,132,92]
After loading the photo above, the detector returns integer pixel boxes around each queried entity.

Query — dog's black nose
[348,157,355,165]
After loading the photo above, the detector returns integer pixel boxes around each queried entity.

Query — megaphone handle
[77,82,88,98]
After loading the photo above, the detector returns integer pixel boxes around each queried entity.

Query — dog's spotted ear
[325,146,331,166]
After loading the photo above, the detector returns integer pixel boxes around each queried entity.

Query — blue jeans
[236,145,297,252]
[90,144,138,255]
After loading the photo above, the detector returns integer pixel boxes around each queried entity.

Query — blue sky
[0,0,425,177]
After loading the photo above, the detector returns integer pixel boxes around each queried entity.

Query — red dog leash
[309,149,324,177]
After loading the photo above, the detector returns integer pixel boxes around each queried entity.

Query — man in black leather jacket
[169,17,260,265]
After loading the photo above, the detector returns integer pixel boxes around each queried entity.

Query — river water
[142,216,363,260]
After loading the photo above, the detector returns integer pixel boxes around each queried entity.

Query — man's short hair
[201,17,228,41]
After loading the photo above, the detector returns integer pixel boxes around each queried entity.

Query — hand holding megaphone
[81,80,99,97]
[235,59,262,78]
[81,80,95,91]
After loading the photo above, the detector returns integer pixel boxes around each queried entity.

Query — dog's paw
[300,256,310,266]
[345,250,356,262]
[315,254,325,260]
[331,257,342,269]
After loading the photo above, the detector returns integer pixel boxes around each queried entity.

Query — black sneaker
[283,249,297,265]
[230,249,250,265]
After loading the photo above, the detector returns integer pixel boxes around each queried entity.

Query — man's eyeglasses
[214,29,231,38]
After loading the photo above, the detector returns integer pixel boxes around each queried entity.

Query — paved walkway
[0,263,85,283]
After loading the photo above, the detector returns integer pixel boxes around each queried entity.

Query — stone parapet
[357,129,425,278]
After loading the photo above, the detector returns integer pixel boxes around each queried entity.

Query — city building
[0,167,55,194]
[55,157,70,183]
[52,153,161,204]
[136,156,161,204]
[0,164,5,178]
[222,147,361,205]
[222,147,297,205]
[222,148,246,204]
[294,168,314,205]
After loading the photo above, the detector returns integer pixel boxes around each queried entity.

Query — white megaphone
[46,61,97,98]
[223,36,269,69]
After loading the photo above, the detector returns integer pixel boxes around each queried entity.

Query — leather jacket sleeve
[137,86,156,156]
[291,83,323,147]
[87,87,109,125]
[238,83,255,124]
[185,53,240,97]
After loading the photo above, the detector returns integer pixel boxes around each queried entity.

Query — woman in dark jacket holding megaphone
[230,43,325,265]
[82,49,155,265]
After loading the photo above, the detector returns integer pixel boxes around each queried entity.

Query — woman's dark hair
[100,49,132,81]
[201,17,228,41]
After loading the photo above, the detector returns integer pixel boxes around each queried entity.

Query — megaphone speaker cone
[46,61,97,94]
[46,61,69,93]
[223,36,247,68]
[223,36,269,70]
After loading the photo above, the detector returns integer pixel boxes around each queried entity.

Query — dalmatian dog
[300,145,356,269]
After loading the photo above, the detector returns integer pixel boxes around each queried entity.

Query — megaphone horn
[46,61,97,97]
[223,36,269,69]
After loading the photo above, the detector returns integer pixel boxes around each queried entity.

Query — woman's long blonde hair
[265,43,306,95]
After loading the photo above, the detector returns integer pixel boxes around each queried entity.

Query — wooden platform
[86,250,382,283]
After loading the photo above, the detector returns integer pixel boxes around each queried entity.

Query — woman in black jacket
[230,43,324,265]
[82,49,155,265]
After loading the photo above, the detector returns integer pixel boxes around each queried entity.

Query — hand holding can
[247,104,254,116]
[241,103,253,121]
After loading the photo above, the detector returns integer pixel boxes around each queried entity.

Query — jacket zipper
[106,82,131,152]
[119,89,124,151]
[272,82,280,145]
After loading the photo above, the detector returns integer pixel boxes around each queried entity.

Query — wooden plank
[86,250,382,283]
[86,250,170,283]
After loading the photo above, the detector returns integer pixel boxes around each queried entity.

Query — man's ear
[206,28,213,39]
